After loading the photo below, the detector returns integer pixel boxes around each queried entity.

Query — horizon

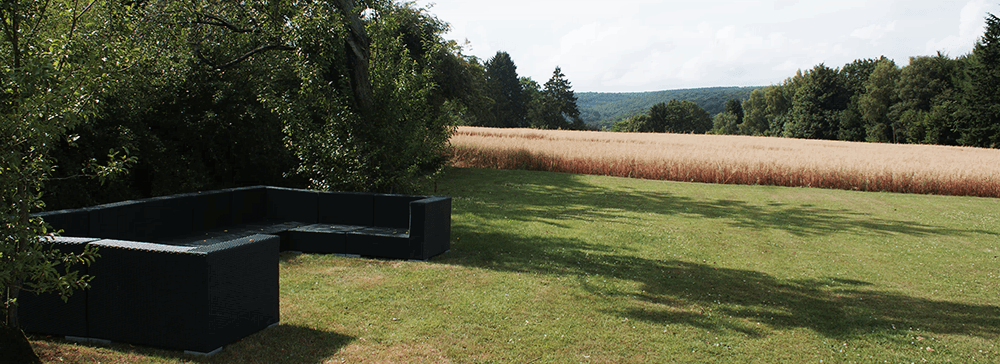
[416,0,998,93]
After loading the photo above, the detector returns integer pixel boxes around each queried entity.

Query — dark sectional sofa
[20,186,452,354]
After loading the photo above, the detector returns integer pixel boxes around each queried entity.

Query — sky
[413,0,1000,92]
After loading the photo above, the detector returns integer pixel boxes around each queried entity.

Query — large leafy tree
[711,98,743,135]
[739,88,769,136]
[889,54,968,145]
[617,99,711,133]
[483,51,526,128]
[856,58,901,143]
[784,64,850,139]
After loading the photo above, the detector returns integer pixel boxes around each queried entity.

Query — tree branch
[193,13,254,33]
[213,43,294,70]
[192,41,293,70]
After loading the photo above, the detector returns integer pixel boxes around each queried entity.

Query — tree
[963,12,1000,148]
[763,84,793,136]
[712,112,740,135]
[522,76,546,128]
[646,102,670,132]
[483,51,526,127]
[856,58,900,142]
[611,114,651,132]
[712,98,743,135]
[889,53,967,145]
[538,66,585,129]
[784,64,850,139]
[739,88,769,136]
[2,0,119,358]
[660,99,712,134]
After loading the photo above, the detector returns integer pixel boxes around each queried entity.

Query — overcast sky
[414,0,1000,92]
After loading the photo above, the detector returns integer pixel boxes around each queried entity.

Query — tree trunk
[0,325,41,364]
[332,0,374,115]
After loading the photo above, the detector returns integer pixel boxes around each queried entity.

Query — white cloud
[925,0,990,55]
[421,0,1000,91]
[851,22,897,45]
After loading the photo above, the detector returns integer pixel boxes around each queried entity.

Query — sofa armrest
[408,196,452,260]
[18,237,100,337]
[86,235,279,353]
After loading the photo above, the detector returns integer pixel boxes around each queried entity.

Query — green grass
[32,167,1000,363]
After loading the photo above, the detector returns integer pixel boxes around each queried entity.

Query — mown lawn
[32,167,1000,363]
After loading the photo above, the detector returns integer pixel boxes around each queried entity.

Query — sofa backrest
[317,191,375,226]
[266,187,318,223]
[373,194,426,230]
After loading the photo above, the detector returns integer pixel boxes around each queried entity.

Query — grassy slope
[32,168,999,363]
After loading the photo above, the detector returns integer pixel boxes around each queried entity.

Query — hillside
[577,86,760,129]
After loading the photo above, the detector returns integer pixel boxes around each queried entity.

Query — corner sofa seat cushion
[346,227,412,259]
[160,220,305,247]
[286,224,366,254]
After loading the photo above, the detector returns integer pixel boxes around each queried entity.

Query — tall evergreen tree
[964,13,1000,148]
[539,66,585,129]
[484,51,526,127]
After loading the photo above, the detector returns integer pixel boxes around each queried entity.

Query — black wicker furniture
[20,186,452,354]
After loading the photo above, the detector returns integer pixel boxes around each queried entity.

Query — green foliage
[890,54,967,145]
[1,0,111,329]
[482,51,526,128]
[578,87,758,129]
[784,64,850,139]
[856,58,900,142]
[739,88,769,136]
[610,114,650,132]
[525,67,585,130]
[613,99,711,134]
[712,112,740,135]
[963,13,1000,148]
[711,99,743,135]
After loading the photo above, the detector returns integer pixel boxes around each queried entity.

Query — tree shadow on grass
[445,168,995,238]
[452,229,1000,341]
[440,168,1000,341]
[32,324,354,364]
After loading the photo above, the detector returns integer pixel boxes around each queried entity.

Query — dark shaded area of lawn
[440,168,1000,341]
[32,325,353,364]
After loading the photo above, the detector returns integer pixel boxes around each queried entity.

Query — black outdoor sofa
[19,186,452,354]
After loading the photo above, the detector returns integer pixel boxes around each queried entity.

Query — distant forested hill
[578,86,760,129]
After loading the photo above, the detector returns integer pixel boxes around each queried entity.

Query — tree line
[612,14,1000,149]
[615,15,1000,149]
[457,51,588,130]
[577,87,756,129]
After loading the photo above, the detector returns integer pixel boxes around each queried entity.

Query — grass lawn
[32,167,1000,363]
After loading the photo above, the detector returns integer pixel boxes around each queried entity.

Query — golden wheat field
[449,126,1000,198]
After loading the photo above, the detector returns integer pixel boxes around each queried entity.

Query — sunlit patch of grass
[32,167,1000,363]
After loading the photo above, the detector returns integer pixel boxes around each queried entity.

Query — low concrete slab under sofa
[21,186,452,354]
